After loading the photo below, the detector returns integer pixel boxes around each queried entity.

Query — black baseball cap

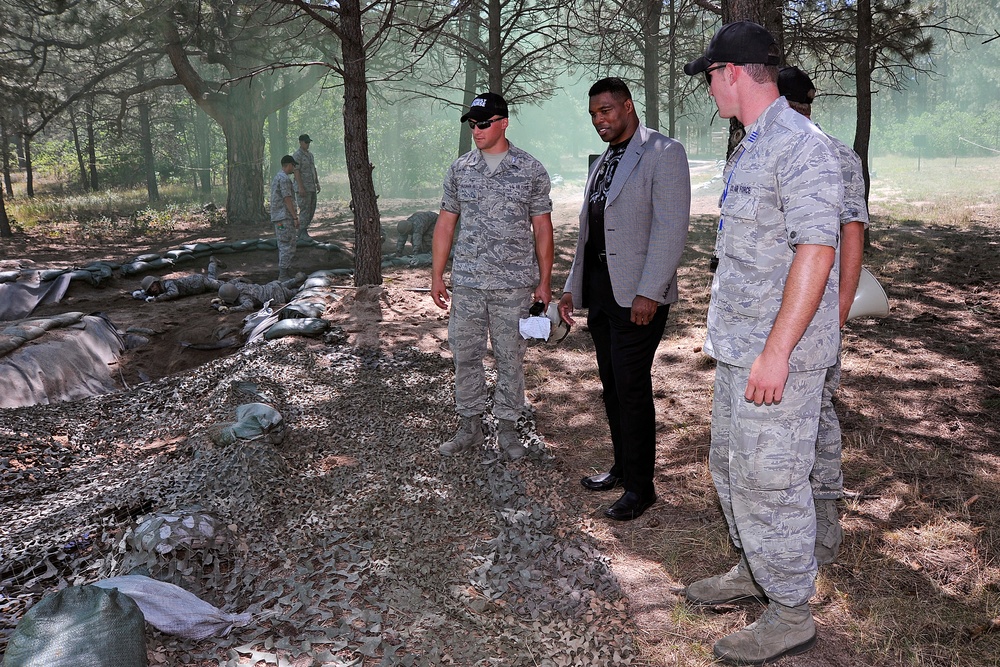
[778,66,816,104]
[684,21,781,76]
[298,134,312,143]
[280,155,298,166]
[460,92,509,122]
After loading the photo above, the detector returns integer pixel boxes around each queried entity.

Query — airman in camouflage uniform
[780,66,871,566]
[270,155,300,281]
[141,256,222,302]
[292,134,320,241]
[396,211,437,256]
[215,274,304,313]
[431,92,553,461]
[684,22,844,665]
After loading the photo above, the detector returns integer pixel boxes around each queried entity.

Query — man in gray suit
[558,77,690,521]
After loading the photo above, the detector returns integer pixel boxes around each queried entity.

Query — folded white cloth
[518,316,550,341]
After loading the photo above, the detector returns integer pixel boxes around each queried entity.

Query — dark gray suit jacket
[564,124,691,308]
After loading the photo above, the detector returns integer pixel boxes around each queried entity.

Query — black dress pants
[585,264,668,498]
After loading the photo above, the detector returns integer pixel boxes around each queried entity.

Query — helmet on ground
[219,283,241,304]
[397,219,413,235]
[141,275,159,291]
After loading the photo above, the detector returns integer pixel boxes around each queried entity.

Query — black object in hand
[529,301,545,316]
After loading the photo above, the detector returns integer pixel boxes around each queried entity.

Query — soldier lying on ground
[135,257,223,302]
[212,274,306,313]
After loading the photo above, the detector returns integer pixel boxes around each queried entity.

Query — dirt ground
[2,173,1000,666]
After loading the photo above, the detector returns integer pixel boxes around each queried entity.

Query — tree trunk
[137,65,160,202]
[14,127,24,169]
[194,106,213,194]
[211,78,267,225]
[854,0,873,246]
[666,0,677,137]
[458,7,482,156]
[86,99,99,191]
[340,0,382,286]
[267,110,284,177]
[278,103,288,147]
[642,0,662,130]
[22,108,34,198]
[68,109,88,190]
[487,0,503,93]
[0,186,11,237]
[266,76,288,176]
[721,0,783,157]
[1,117,13,197]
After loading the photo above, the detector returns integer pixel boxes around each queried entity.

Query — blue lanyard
[718,129,758,232]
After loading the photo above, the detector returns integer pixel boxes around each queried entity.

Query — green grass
[870,155,1000,224]
[4,183,213,231]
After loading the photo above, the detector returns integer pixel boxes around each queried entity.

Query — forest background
[1,0,999,282]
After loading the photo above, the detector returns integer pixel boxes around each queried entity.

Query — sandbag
[92,575,251,640]
[302,275,333,289]
[263,317,328,340]
[38,268,70,282]
[0,274,73,322]
[119,258,174,276]
[280,301,325,319]
[0,314,125,407]
[229,240,257,252]
[3,585,147,667]
[209,402,285,446]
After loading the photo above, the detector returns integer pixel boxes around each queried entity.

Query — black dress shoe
[581,471,623,491]
[604,490,656,521]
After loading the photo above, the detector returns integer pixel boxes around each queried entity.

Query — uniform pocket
[721,187,759,265]
[731,410,814,491]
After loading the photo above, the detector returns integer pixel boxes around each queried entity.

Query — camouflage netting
[0,335,637,665]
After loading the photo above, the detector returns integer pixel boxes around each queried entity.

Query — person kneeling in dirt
[137,256,223,302]
[213,274,305,313]
[396,211,437,256]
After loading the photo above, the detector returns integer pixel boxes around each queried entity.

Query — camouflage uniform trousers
[296,191,317,239]
[448,285,533,422]
[274,220,297,278]
[813,342,843,501]
[709,361,825,607]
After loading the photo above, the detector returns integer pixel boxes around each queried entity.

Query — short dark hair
[589,77,632,103]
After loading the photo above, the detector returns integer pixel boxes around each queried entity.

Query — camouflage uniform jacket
[441,142,552,290]
[705,97,843,371]
[154,274,210,302]
[229,281,296,312]
[821,128,870,229]
[270,171,295,222]
[292,147,319,193]
[397,211,438,255]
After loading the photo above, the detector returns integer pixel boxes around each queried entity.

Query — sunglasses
[468,117,503,130]
[705,64,728,84]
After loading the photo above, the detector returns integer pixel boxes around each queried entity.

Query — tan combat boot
[814,498,843,565]
[440,415,484,456]
[497,419,526,460]
[712,601,816,665]
[685,555,767,605]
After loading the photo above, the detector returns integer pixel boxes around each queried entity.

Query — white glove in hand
[145,296,156,303]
